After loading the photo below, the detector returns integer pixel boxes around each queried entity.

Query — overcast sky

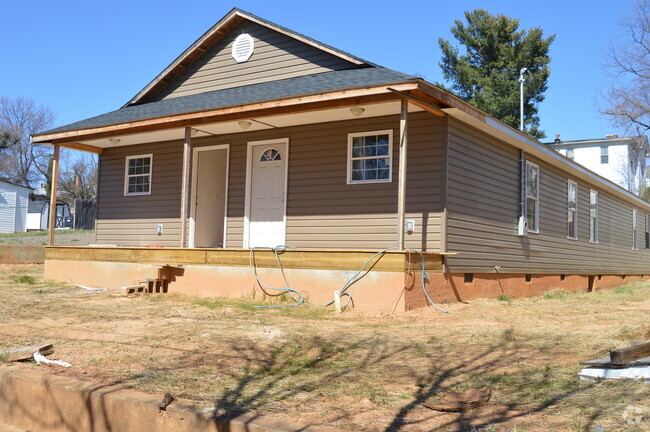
[1,0,635,141]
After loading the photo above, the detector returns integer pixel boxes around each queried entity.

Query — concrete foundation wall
[45,258,649,312]
[45,259,408,312]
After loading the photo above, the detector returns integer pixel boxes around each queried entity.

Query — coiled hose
[250,245,447,313]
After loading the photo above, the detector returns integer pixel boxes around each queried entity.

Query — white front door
[246,140,288,247]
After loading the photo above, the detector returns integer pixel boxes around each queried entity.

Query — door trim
[189,144,230,249]
[243,138,289,248]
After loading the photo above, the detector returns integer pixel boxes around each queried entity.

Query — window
[525,161,540,233]
[567,180,577,239]
[589,190,598,243]
[566,148,574,160]
[632,209,638,250]
[347,130,392,184]
[259,148,281,162]
[600,146,609,164]
[124,154,153,196]
[645,214,650,249]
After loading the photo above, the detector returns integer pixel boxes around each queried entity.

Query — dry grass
[1,264,649,431]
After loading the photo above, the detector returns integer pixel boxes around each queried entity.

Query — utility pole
[518,67,530,131]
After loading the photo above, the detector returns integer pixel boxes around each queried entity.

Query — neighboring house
[548,135,649,195]
[0,181,31,234]
[27,200,71,231]
[32,9,650,311]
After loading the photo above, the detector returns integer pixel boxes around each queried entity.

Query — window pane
[526,197,537,231]
[526,165,538,198]
[378,168,389,179]
[352,160,362,170]
[365,144,377,157]
[376,143,389,156]
[365,169,378,180]
[365,159,377,169]
[352,170,363,181]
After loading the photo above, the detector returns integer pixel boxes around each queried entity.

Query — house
[31,9,650,311]
[0,181,31,234]
[548,135,649,195]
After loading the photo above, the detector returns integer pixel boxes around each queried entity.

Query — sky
[0,0,637,142]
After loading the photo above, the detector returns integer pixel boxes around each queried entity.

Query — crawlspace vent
[232,34,254,63]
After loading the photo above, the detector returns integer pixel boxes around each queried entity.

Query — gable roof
[125,8,377,107]
[41,67,416,135]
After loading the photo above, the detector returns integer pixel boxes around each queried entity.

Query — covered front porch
[34,81,472,251]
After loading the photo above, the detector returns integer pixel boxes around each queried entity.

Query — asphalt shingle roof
[40,67,416,136]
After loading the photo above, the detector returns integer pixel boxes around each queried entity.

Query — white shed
[0,181,31,234]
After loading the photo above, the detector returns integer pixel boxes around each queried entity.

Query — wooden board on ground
[580,356,650,367]
[0,344,53,362]
[610,341,650,366]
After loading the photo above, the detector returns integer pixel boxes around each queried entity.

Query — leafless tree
[0,96,55,188]
[601,0,650,134]
[58,152,98,205]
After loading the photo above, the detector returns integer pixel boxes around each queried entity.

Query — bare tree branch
[0,96,55,188]
[601,0,650,134]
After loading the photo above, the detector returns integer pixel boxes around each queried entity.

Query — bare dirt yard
[0,230,94,246]
[0,264,649,431]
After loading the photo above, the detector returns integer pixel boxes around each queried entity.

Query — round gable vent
[232,34,254,63]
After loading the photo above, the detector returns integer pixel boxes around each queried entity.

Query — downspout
[518,149,527,236]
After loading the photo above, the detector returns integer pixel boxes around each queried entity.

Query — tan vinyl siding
[95,112,445,250]
[96,140,184,246]
[150,20,357,102]
[445,118,650,274]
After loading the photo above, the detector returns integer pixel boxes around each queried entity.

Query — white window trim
[347,129,393,184]
[632,209,638,250]
[567,180,578,240]
[124,154,153,196]
[525,161,540,234]
[589,189,598,243]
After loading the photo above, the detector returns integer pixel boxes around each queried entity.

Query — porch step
[119,263,182,296]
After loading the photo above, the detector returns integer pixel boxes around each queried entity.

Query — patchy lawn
[0,264,649,431]
[0,230,94,246]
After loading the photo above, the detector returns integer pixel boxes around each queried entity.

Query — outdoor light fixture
[238,120,252,130]
[350,107,365,117]
[108,138,120,145]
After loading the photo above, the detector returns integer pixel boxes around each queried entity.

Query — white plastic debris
[578,366,650,383]
[33,352,71,368]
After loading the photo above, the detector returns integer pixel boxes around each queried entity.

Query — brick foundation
[404,272,650,310]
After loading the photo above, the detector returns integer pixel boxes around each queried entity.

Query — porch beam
[397,99,408,251]
[33,85,417,143]
[48,145,60,246]
[179,128,192,248]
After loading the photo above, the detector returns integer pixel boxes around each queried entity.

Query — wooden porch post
[397,99,408,251]
[180,128,192,248]
[48,144,60,246]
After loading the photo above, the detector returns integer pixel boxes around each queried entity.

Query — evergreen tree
[438,10,554,139]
